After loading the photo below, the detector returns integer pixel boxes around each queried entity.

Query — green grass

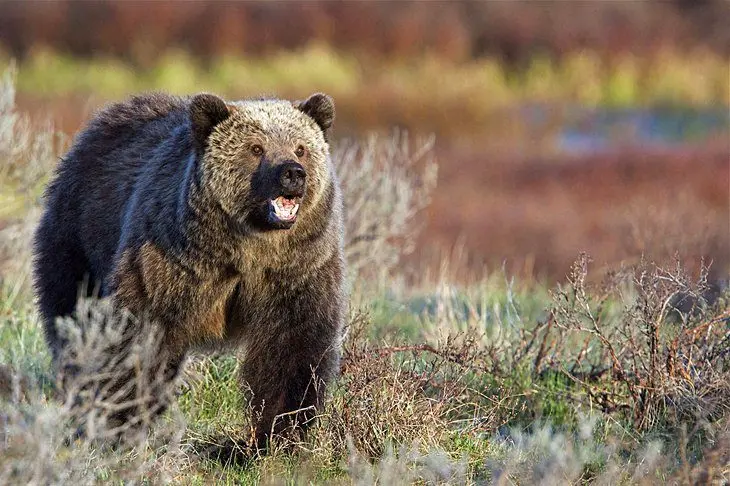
[0,290,51,387]
[1,267,729,483]
[4,47,729,141]
[9,47,729,107]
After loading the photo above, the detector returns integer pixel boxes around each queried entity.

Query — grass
[1,64,729,484]
[2,261,728,484]
[10,47,729,107]
[4,47,729,140]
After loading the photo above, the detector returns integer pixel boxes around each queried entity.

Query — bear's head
[189,92,335,231]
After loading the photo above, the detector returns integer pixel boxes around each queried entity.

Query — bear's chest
[112,241,241,350]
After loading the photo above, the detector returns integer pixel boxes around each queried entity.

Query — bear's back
[43,93,194,280]
[73,93,189,169]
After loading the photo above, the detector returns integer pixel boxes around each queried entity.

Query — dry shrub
[329,315,472,458]
[0,64,62,297]
[54,296,183,442]
[334,130,437,283]
[333,253,730,483]
[486,419,730,485]
[346,443,467,486]
[296,307,522,458]
[0,298,188,484]
[488,419,658,486]
[675,423,730,485]
[542,254,730,433]
[0,64,59,194]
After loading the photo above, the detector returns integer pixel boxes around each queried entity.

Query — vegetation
[1,65,729,484]
[6,47,729,138]
[5,41,728,283]
[2,1,729,62]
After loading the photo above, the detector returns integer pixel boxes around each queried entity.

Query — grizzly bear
[32,92,346,450]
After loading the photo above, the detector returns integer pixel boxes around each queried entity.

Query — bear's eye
[295,145,306,158]
[251,144,264,156]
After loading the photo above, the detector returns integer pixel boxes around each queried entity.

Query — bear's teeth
[272,199,299,221]
[276,206,291,218]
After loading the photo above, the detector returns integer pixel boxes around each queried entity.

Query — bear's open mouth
[270,196,301,223]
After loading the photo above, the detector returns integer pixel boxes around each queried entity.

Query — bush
[335,130,437,284]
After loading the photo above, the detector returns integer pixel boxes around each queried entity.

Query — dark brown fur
[33,91,346,451]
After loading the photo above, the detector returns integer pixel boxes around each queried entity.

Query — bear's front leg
[236,273,344,451]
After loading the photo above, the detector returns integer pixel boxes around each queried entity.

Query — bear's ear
[190,93,230,150]
[295,93,335,140]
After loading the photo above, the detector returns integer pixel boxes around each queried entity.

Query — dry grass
[419,143,730,282]
[0,300,188,485]
[0,64,63,301]
[335,131,437,284]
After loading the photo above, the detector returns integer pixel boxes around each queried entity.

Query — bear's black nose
[278,161,306,194]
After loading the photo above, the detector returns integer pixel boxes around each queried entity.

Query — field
[1,52,729,484]
[7,47,730,283]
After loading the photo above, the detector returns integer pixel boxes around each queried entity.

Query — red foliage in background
[1,1,728,64]
[414,143,729,282]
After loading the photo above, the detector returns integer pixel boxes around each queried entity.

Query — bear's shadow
[193,436,260,469]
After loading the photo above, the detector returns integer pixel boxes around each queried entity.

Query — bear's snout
[277,161,306,196]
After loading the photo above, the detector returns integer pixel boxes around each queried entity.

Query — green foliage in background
[6,45,729,108]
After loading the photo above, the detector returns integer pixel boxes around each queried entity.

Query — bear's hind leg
[33,222,95,364]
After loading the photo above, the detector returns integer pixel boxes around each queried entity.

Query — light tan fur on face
[203,100,333,220]
[187,97,343,279]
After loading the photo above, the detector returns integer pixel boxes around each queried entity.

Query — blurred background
[1,0,728,283]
